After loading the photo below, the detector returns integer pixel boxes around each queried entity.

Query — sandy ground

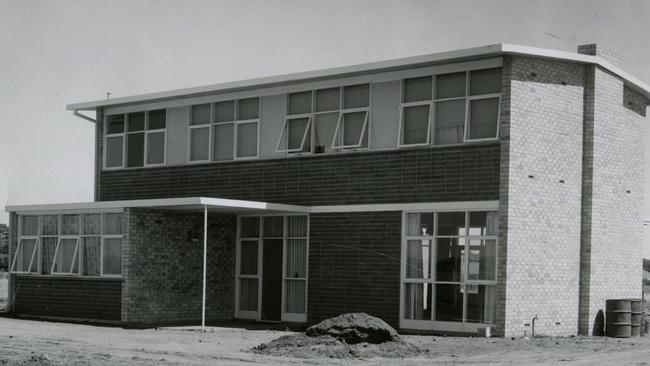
[1,318,650,365]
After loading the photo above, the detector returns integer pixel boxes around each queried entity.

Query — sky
[0,0,649,253]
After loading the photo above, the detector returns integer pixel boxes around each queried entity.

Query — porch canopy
[6,197,310,330]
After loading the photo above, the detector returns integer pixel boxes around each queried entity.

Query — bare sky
[1,0,649,253]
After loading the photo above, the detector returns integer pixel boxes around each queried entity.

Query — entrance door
[261,238,283,321]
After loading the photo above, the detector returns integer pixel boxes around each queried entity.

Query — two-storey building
[5,43,649,337]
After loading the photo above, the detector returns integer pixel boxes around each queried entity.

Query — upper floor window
[277,84,370,154]
[398,68,501,147]
[105,110,166,168]
[189,98,259,162]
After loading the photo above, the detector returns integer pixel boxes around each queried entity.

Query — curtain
[435,100,465,145]
[486,211,498,235]
[285,280,306,313]
[42,215,58,235]
[239,278,258,311]
[41,237,57,274]
[62,214,80,235]
[103,213,123,235]
[287,216,307,237]
[83,214,101,235]
[21,216,38,236]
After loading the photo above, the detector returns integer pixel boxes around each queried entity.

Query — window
[399,68,501,148]
[105,110,166,168]
[402,210,498,328]
[11,213,125,277]
[277,84,370,154]
[236,215,309,322]
[189,98,259,162]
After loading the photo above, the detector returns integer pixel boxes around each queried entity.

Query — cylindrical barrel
[606,299,632,338]
[630,299,643,337]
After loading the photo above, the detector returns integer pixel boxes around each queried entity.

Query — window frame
[331,84,371,150]
[104,110,167,169]
[187,98,260,162]
[10,238,39,274]
[11,212,125,278]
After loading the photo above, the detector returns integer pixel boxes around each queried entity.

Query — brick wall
[308,211,402,328]
[99,144,500,206]
[500,56,585,337]
[578,66,647,335]
[122,209,236,324]
[12,277,122,321]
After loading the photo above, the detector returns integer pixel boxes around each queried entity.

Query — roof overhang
[4,197,310,215]
[66,43,650,113]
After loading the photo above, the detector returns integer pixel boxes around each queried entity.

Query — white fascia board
[198,197,310,213]
[67,43,650,113]
[309,201,499,213]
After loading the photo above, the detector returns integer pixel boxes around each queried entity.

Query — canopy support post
[202,205,208,332]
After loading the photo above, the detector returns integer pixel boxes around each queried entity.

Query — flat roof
[67,43,650,112]
[5,197,310,214]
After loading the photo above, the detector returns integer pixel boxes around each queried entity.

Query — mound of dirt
[252,333,425,359]
[306,313,399,344]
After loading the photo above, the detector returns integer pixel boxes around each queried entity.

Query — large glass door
[401,210,498,332]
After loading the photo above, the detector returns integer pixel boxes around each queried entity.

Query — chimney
[577,44,624,68]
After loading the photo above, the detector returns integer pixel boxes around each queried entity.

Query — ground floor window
[235,215,308,322]
[401,210,498,331]
[11,212,125,277]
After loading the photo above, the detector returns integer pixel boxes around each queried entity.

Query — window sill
[11,273,123,281]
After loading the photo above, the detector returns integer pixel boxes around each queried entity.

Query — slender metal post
[202,205,208,332]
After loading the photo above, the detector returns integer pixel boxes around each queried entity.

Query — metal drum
[606,299,631,338]
[630,299,643,337]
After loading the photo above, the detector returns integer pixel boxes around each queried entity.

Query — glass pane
[41,215,58,235]
[468,98,499,140]
[342,112,366,146]
[236,122,258,158]
[406,212,433,236]
[240,217,260,238]
[288,91,312,115]
[402,105,430,145]
[106,136,124,167]
[466,285,497,323]
[314,113,338,153]
[126,132,145,167]
[343,84,369,109]
[190,128,209,161]
[53,238,78,273]
[239,278,258,311]
[404,76,432,102]
[287,216,307,237]
[437,212,465,236]
[61,214,80,235]
[213,123,234,161]
[263,216,283,237]
[146,131,165,164]
[436,237,465,282]
[470,68,501,95]
[103,238,122,275]
[315,88,340,112]
[238,98,259,120]
[435,100,465,145]
[83,214,101,235]
[13,239,37,272]
[215,101,235,122]
[103,213,123,235]
[467,239,497,281]
[83,237,101,276]
[21,216,38,235]
[127,112,145,132]
[286,239,306,278]
[240,240,258,275]
[291,118,310,151]
[404,283,432,320]
[148,109,166,129]
[107,114,125,134]
[436,72,466,99]
[435,284,463,322]
[41,237,57,275]
[191,104,211,125]
[285,280,306,313]
[406,240,431,279]
[469,211,498,236]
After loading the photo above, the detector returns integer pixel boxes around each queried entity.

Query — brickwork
[94,107,103,201]
[12,277,122,321]
[122,209,236,324]
[99,144,500,206]
[578,66,647,335]
[307,211,402,328]
[500,56,586,337]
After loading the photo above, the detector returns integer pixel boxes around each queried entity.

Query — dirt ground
[1,318,650,365]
